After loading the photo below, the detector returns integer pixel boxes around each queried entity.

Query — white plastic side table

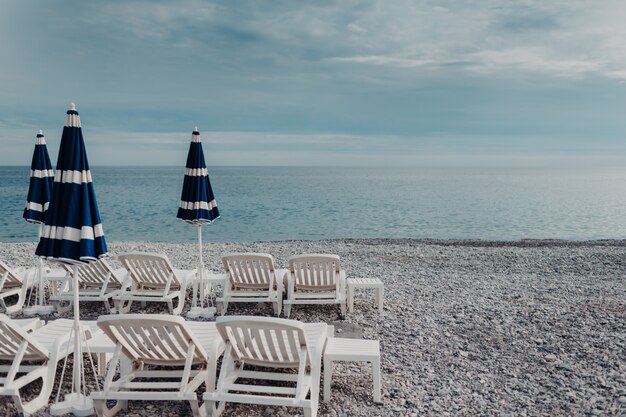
[323,337,381,403]
[347,278,384,314]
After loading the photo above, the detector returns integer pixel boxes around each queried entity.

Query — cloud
[0,0,625,168]
[321,0,626,80]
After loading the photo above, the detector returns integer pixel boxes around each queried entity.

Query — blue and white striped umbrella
[177,127,219,315]
[23,130,54,224]
[35,103,107,415]
[35,103,108,264]
[177,127,220,224]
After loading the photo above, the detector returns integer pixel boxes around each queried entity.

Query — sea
[1,166,625,242]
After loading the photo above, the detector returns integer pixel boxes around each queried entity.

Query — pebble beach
[1,238,625,416]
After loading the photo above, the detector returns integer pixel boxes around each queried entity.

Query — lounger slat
[273,329,289,363]
[251,328,272,362]
[165,325,191,359]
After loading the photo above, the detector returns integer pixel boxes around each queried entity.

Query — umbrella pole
[24,224,54,316]
[198,223,204,308]
[187,223,215,319]
[72,265,81,394]
[38,224,45,306]
[50,264,94,416]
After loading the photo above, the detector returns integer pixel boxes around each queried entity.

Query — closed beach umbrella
[177,127,219,317]
[36,102,107,415]
[24,130,54,224]
[23,130,55,314]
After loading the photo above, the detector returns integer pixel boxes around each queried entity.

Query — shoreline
[3,236,626,247]
[1,239,625,416]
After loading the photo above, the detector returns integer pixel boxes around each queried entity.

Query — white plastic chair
[216,253,286,316]
[50,259,129,313]
[113,253,189,314]
[91,314,225,417]
[204,316,329,417]
[0,315,84,415]
[284,254,347,318]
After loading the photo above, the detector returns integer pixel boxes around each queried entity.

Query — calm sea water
[1,166,625,242]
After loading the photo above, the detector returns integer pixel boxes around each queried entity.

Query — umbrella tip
[194,126,198,132]
[69,102,76,110]
[37,129,43,135]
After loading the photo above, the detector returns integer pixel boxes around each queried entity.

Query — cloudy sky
[1,0,625,166]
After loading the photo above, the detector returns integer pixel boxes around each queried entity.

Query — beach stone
[2,239,625,417]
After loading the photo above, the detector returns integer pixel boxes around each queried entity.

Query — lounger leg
[14,368,55,415]
[206,400,225,417]
[304,398,318,417]
[113,299,132,314]
[103,300,115,314]
[272,300,282,316]
[284,303,292,318]
[348,285,354,314]
[4,286,28,313]
[219,301,228,315]
[93,398,125,417]
[189,399,207,417]
[372,357,382,403]
[207,357,217,392]
[13,381,49,415]
[340,301,347,319]
[323,358,332,402]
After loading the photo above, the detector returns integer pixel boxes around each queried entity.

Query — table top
[347,277,384,287]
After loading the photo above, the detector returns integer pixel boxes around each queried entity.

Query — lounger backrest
[0,314,49,362]
[61,259,121,288]
[288,254,341,291]
[0,259,23,289]
[97,314,208,366]
[216,316,309,367]
[222,253,276,289]
[117,253,180,289]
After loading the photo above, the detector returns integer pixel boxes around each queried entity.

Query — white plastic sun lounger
[113,253,189,315]
[50,259,129,314]
[284,254,347,318]
[11,317,44,333]
[91,314,225,417]
[0,260,34,314]
[204,316,329,417]
[0,315,87,415]
[216,253,287,316]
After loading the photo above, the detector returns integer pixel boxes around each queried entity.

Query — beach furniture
[216,253,286,316]
[323,338,382,403]
[50,259,129,313]
[12,317,44,332]
[204,316,329,417]
[0,315,91,415]
[0,259,35,314]
[91,314,225,417]
[113,253,189,314]
[347,277,384,315]
[284,254,347,318]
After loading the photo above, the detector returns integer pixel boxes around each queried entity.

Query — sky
[1,0,626,167]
